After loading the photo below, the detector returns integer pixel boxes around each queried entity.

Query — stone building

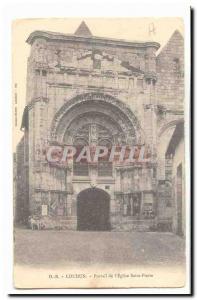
[166,121,185,236]
[15,22,184,231]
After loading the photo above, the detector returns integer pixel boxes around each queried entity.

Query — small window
[146,78,151,85]
[129,78,134,89]
[173,58,180,73]
[73,162,89,176]
[119,77,128,89]
[98,162,112,177]
[42,70,47,76]
[35,69,40,75]
[137,79,143,89]
[153,168,156,179]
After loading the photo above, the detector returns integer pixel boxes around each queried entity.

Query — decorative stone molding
[50,92,144,144]
[26,30,160,50]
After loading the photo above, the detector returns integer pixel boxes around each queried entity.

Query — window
[73,162,89,176]
[137,79,143,90]
[173,58,180,73]
[98,162,112,177]
[133,194,141,217]
[42,70,47,76]
[73,136,89,176]
[97,138,113,177]
[72,124,114,177]
[129,78,134,89]
[35,69,40,75]
[118,77,128,89]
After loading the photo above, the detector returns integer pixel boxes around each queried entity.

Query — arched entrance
[50,92,143,144]
[77,188,110,231]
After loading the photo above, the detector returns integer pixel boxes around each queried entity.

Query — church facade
[16,22,184,232]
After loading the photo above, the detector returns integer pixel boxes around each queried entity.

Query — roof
[21,106,29,130]
[156,29,183,56]
[26,22,160,50]
[74,21,92,37]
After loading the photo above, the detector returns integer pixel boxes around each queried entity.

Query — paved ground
[14,228,185,268]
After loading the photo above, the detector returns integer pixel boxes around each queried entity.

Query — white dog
[28,216,42,230]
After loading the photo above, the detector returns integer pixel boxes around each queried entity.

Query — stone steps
[39,216,156,232]
[111,219,156,232]
[39,216,77,230]
[121,219,155,225]
[50,216,77,221]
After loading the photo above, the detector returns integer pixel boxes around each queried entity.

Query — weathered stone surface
[16,26,184,231]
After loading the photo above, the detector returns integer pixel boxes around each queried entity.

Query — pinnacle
[74,21,92,37]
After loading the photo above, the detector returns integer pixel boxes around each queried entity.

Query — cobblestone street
[14,229,185,268]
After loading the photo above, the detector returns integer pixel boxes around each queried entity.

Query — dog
[28,216,42,230]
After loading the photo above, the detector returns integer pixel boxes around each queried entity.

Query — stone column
[66,194,72,216]
[71,196,77,216]
[66,166,73,216]
[124,194,129,216]
[140,192,144,218]
[115,168,121,193]
[110,196,116,215]
[129,194,133,216]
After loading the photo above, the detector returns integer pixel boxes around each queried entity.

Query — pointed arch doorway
[77,188,110,231]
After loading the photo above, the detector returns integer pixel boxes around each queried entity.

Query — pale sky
[12,18,184,150]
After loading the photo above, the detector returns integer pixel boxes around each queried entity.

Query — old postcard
[13,17,190,290]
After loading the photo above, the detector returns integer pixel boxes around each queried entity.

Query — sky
[12,18,184,150]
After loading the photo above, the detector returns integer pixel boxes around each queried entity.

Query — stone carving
[50,92,143,144]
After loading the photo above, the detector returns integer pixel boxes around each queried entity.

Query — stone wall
[156,30,184,110]
[15,136,29,223]
[171,138,185,236]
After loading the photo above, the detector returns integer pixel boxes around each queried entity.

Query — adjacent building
[166,121,185,236]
